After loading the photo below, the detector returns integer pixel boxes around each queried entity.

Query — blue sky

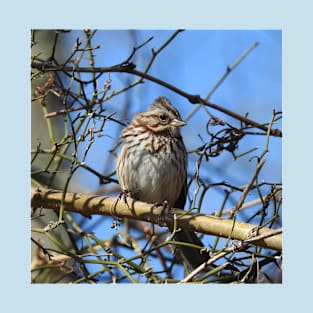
[64,30,281,212]
[53,29,282,280]
[31,29,282,280]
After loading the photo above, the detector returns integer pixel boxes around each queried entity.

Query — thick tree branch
[31,187,282,251]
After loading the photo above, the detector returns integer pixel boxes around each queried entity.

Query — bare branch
[31,187,282,251]
[31,61,282,137]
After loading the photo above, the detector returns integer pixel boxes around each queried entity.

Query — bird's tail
[173,229,210,269]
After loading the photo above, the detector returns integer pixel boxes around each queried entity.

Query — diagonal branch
[31,62,282,137]
[31,187,282,251]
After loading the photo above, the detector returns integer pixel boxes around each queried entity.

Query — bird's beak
[171,118,187,127]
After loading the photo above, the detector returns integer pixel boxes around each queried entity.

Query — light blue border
[1,0,311,312]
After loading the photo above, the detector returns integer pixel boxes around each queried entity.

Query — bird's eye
[159,114,168,121]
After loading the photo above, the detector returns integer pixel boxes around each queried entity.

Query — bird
[116,96,209,269]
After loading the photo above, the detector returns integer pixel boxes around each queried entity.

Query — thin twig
[217,196,267,217]
[31,61,282,137]
[179,250,229,283]
[184,41,260,121]
[230,159,266,219]
[244,228,282,244]
[179,227,282,283]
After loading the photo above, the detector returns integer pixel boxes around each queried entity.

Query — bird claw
[110,189,132,217]
[119,189,132,207]
[153,200,169,227]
